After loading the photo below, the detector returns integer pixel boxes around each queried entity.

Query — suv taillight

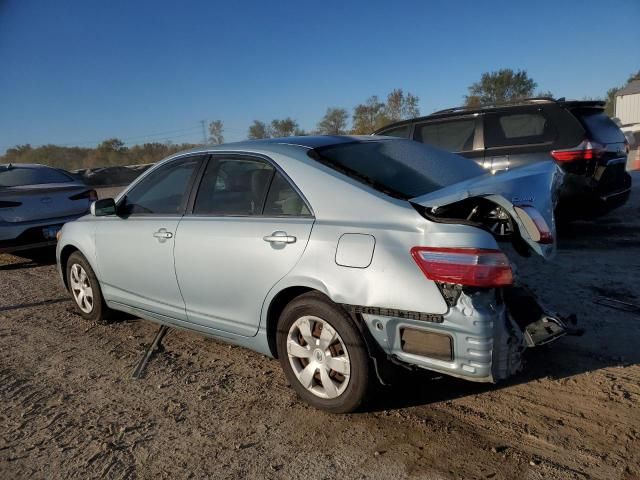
[551,140,605,162]
[69,190,98,201]
[411,247,513,287]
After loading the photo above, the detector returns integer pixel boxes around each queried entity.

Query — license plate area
[42,225,62,240]
[400,328,453,361]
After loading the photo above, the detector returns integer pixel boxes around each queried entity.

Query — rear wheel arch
[266,286,314,358]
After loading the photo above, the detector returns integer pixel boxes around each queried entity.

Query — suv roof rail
[431,97,558,115]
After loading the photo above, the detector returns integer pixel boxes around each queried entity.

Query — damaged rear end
[400,162,577,382]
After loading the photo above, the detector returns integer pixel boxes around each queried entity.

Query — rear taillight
[69,190,98,201]
[551,140,605,162]
[0,200,22,208]
[514,205,553,244]
[411,247,513,287]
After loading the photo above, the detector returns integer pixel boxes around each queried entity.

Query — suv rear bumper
[558,160,632,217]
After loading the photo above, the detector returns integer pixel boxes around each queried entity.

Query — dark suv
[374,98,631,218]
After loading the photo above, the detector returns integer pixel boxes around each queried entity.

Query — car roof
[373,98,606,133]
[165,135,398,158]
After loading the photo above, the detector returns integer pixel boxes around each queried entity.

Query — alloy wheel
[69,263,94,313]
[286,315,351,399]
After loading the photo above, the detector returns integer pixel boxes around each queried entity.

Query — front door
[95,155,204,320]
[174,156,314,336]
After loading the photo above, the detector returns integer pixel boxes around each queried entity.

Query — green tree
[248,120,270,139]
[351,89,420,134]
[351,95,387,134]
[98,138,127,152]
[465,69,537,106]
[208,120,224,145]
[270,118,299,137]
[385,89,420,122]
[316,107,349,135]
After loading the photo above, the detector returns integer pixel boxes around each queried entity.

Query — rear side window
[484,112,556,148]
[414,119,476,152]
[122,156,201,215]
[0,166,73,187]
[309,139,484,199]
[263,171,311,216]
[194,158,274,216]
[378,125,410,139]
[573,109,625,144]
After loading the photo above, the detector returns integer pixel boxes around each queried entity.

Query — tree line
[2,68,635,171]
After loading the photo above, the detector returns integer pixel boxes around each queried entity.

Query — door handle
[263,231,296,244]
[153,228,173,241]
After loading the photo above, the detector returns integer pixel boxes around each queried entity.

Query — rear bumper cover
[360,286,569,382]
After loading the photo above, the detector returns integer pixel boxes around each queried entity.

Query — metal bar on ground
[131,325,169,379]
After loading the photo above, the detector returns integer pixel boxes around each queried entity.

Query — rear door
[482,109,557,172]
[412,116,484,163]
[174,155,314,336]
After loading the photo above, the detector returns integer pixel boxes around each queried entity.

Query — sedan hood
[410,162,563,258]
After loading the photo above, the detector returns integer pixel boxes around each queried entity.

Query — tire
[65,251,112,324]
[276,291,370,413]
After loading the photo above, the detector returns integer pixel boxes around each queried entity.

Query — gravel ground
[1,174,639,479]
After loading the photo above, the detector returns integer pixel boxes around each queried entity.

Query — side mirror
[91,198,117,216]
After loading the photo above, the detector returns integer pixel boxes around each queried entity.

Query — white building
[615,80,640,129]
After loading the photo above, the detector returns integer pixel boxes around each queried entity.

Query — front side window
[121,156,201,215]
[193,158,275,215]
[485,112,556,148]
[414,119,476,152]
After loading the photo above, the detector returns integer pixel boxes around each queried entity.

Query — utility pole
[200,120,207,145]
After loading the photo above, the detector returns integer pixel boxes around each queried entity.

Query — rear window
[0,166,74,187]
[308,139,484,199]
[484,112,556,148]
[414,119,476,152]
[573,109,625,144]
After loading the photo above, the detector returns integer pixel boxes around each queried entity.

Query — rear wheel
[276,292,370,413]
[66,251,111,323]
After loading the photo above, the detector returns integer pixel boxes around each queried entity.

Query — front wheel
[66,251,111,323]
[276,292,370,413]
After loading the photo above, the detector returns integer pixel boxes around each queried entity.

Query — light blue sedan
[57,136,568,412]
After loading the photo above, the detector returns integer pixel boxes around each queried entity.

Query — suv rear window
[0,166,74,187]
[309,139,484,199]
[484,112,556,148]
[572,109,625,144]
[414,119,476,152]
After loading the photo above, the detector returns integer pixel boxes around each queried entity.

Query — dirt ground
[1,174,639,480]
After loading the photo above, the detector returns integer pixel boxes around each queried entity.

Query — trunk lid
[0,183,91,223]
[410,161,563,258]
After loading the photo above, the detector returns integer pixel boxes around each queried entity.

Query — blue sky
[1,0,639,151]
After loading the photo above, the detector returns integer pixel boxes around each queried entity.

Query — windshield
[0,166,74,187]
[309,139,484,199]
